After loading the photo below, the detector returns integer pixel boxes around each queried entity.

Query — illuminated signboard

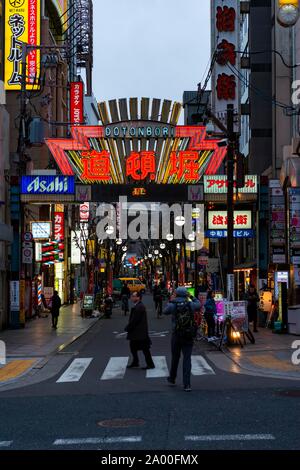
[71,231,81,265]
[208,211,252,230]
[45,125,227,184]
[204,175,258,194]
[70,82,84,125]
[42,241,64,264]
[30,222,51,240]
[21,176,75,194]
[211,1,239,129]
[4,0,41,90]
[205,229,255,238]
[54,212,64,242]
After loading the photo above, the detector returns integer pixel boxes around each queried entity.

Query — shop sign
[54,212,64,241]
[211,0,239,130]
[105,123,175,139]
[80,202,90,222]
[76,185,92,202]
[71,231,81,265]
[10,281,19,311]
[70,81,84,125]
[31,222,51,240]
[35,242,42,262]
[208,211,252,230]
[188,185,203,202]
[270,179,286,264]
[21,176,75,194]
[205,229,255,238]
[204,175,257,194]
[4,0,41,90]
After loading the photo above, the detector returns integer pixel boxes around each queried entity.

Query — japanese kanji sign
[45,124,228,184]
[211,1,239,128]
[5,0,41,90]
[204,175,257,194]
[208,211,252,230]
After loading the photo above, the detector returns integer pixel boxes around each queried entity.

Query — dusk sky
[92,0,211,109]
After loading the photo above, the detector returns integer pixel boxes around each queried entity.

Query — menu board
[225,301,248,332]
[83,295,94,310]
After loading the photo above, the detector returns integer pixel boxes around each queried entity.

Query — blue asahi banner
[21,176,75,195]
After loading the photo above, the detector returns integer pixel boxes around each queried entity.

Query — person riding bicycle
[121,282,130,316]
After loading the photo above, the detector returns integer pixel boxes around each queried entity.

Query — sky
[92,0,211,108]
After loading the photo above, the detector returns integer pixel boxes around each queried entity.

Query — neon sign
[21,176,75,194]
[45,125,227,184]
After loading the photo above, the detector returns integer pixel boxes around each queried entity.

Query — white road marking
[191,356,215,376]
[0,441,13,447]
[185,434,275,442]
[100,357,129,380]
[53,436,142,445]
[56,358,93,383]
[146,356,169,378]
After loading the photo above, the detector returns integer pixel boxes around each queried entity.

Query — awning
[280,157,300,188]
[0,223,13,243]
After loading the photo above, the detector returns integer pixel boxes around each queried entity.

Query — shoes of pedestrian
[142,365,155,370]
[127,363,139,368]
[184,386,192,392]
[167,377,176,386]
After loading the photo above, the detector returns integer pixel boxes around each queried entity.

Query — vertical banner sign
[269,180,286,264]
[211,0,239,129]
[5,0,41,90]
[54,212,65,242]
[70,82,84,125]
[289,189,300,279]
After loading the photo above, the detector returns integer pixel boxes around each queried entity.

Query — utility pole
[227,104,235,301]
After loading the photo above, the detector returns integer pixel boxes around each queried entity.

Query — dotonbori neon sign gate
[46,123,226,186]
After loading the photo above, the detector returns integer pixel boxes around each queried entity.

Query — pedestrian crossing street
[56,355,216,383]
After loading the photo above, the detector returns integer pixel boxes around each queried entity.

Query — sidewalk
[0,303,99,385]
[207,327,300,381]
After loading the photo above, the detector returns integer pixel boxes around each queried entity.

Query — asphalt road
[1,295,300,451]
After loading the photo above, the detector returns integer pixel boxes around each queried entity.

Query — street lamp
[166,233,174,241]
[116,238,122,245]
[160,243,166,249]
[122,246,127,252]
[188,233,196,242]
[277,1,299,27]
[105,225,114,235]
[175,216,185,227]
[148,253,153,258]
[154,249,159,255]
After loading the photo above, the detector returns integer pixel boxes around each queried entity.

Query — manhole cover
[277,390,300,398]
[97,418,145,428]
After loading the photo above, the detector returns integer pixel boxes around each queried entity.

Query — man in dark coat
[125,291,155,370]
[51,290,61,329]
[245,285,259,332]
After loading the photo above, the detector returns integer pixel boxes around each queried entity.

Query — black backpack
[174,300,197,340]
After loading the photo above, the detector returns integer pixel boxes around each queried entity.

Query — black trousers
[170,333,193,388]
[129,340,154,367]
[205,314,215,337]
[51,314,58,328]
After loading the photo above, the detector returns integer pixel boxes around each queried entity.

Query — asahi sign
[21,176,75,194]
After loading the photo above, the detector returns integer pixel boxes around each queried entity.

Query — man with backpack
[163,287,200,392]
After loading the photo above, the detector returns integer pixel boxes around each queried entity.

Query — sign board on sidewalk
[225,301,248,332]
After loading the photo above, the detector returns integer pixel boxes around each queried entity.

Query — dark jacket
[51,294,61,317]
[204,298,217,317]
[125,301,149,341]
[121,285,130,297]
[245,290,259,313]
[163,287,200,332]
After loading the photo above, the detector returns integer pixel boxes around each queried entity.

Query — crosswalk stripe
[56,358,93,383]
[0,441,13,447]
[146,356,169,378]
[53,436,142,445]
[191,356,215,376]
[100,357,129,380]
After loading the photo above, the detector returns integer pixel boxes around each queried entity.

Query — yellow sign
[5,0,41,90]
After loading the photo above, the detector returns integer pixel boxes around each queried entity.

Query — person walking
[121,282,130,316]
[204,291,217,340]
[153,282,163,318]
[50,290,61,329]
[163,287,200,392]
[245,284,259,333]
[125,291,155,370]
